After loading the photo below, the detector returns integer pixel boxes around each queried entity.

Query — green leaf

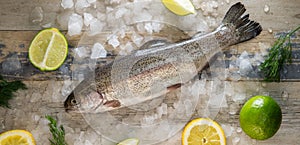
[0,75,27,108]
[260,25,300,82]
[46,115,68,145]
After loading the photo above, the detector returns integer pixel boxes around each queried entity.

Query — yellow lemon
[182,118,226,145]
[162,0,196,16]
[0,130,36,145]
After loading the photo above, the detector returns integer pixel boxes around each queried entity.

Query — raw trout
[64,2,262,113]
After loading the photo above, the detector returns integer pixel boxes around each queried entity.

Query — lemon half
[182,118,226,145]
[162,0,196,16]
[0,130,36,145]
[29,28,68,71]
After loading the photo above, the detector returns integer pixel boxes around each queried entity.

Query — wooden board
[0,0,300,144]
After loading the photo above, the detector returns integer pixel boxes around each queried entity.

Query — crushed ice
[68,13,83,36]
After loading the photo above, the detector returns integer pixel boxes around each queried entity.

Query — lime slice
[117,138,139,145]
[239,95,282,140]
[162,0,196,16]
[29,28,68,71]
[0,130,36,145]
[182,118,226,145]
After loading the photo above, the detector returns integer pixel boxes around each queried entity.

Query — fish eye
[71,99,78,105]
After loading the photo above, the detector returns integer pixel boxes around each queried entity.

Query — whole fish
[65,2,262,113]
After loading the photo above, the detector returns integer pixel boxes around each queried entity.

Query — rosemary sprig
[0,75,27,108]
[260,25,300,82]
[46,115,68,145]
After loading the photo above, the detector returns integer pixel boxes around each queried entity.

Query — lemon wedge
[0,130,36,145]
[29,28,68,71]
[117,138,139,145]
[162,0,196,16]
[182,118,226,145]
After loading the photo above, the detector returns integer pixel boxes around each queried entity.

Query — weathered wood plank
[1,30,300,81]
[1,81,299,144]
[0,0,299,31]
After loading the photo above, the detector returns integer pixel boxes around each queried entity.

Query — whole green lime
[239,95,282,140]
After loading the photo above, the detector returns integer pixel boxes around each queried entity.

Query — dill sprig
[260,25,300,82]
[46,115,68,145]
[0,75,27,108]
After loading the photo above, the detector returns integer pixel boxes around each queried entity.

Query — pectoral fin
[103,100,121,108]
[167,83,182,91]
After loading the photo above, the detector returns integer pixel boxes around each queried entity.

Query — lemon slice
[182,118,226,145]
[117,138,139,145]
[162,0,196,16]
[29,28,68,71]
[0,130,36,145]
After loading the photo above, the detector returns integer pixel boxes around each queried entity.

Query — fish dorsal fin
[139,39,170,50]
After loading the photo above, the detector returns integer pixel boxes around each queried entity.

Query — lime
[117,138,139,145]
[239,95,282,140]
[182,118,226,145]
[29,28,68,71]
[0,130,36,145]
[162,0,196,16]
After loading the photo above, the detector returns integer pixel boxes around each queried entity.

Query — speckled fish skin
[64,2,262,113]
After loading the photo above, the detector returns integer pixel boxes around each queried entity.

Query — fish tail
[222,2,262,44]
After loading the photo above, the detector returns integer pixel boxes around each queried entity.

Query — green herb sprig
[0,75,27,108]
[260,25,300,82]
[46,115,68,145]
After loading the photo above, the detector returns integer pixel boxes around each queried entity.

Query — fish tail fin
[222,2,262,44]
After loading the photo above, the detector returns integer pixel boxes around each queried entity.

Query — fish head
[64,91,105,113]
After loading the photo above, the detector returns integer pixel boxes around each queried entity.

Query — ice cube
[68,13,83,36]
[108,35,120,48]
[61,0,74,9]
[131,32,144,47]
[232,137,241,145]
[41,23,52,28]
[88,18,104,36]
[253,53,265,66]
[2,54,22,74]
[264,5,270,13]
[122,42,134,53]
[151,22,162,33]
[144,23,153,34]
[236,51,249,66]
[84,140,93,145]
[109,0,121,4]
[74,46,89,58]
[30,7,43,24]
[221,124,234,137]
[136,23,146,32]
[184,99,193,116]
[83,13,94,26]
[161,103,168,115]
[87,0,96,4]
[91,43,107,59]
[239,59,253,76]
[200,1,219,16]
[75,0,90,10]
[115,7,128,19]
[156,106,163,118]
[141,115,151,125]
[57,10,73,29]
[232,93,246,102]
